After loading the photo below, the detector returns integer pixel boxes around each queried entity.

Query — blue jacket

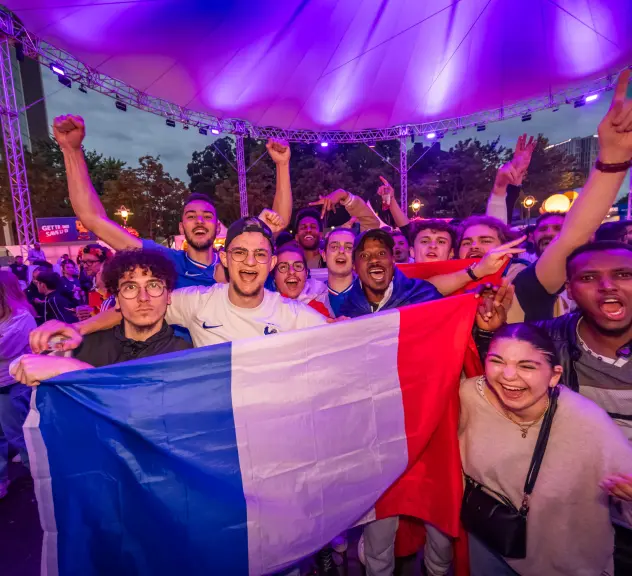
[340,268,442,318]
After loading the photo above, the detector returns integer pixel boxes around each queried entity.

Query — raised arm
[378,176,409,227]
[309,189,379,231]
[535,70,632,294]
[53,115,141,250]
[487,134,535,223]
[266,139,292,227]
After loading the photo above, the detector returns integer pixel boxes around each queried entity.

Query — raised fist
[266,138,291,165]
[52,114,86,151]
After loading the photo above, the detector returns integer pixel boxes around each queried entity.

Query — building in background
[0,46,48,246]
[545,135,599,176]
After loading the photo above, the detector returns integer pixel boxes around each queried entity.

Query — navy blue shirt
[142,239,218,289]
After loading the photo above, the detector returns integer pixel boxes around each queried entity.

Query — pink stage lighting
[50,63,65,76]
[585,94,599,102]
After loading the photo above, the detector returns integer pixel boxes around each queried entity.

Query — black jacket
[74,321,192,367]
[42,290,78,324]
[475,312,582,391]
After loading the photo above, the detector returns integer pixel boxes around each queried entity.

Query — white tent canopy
[6,0,631,133]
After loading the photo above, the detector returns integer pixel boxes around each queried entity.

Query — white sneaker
[0,481,9,499]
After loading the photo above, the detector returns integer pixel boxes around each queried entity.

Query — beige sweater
[459,379,632,576]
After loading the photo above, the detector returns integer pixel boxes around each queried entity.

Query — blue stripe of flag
[36,343,249,576]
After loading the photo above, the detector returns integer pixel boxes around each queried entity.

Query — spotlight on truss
[78,85,87,94]
[436,131,445,140]
[115,101,127,112]
[552,106,560,112]
[585,94,599,103]
[199,127,208,136]
[368,141,376,148]
[476,124,486,132]
[58,76,71,89]
[50,63,65,76]
[183,125,189,130]
[426,132,436,139]
[574,97,586,108]
[211,128,220,135]
[166,119,176,128]
[320,142,329,148]
[522,113,532,122]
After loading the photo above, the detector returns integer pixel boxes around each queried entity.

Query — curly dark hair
[102,249,177,295]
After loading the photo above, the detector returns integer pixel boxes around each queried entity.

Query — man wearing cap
[340,229,443,318]
[30,218,327,351]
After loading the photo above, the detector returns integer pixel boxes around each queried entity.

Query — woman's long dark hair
[0,270,35,321]
[490,323,561,368]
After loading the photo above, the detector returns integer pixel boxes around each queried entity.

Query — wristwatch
[595,159,632,173]
[466,264,479,281]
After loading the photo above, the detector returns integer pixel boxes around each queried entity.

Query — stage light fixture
[411,134,415,143]
[199,127,208,136]
[183,125,189,130]
[426,132,436,139]
[476,124,486,132]
[78,85,87,94]
[368,140,376,148]
[585,94,599,103]
[58,76,71,89]
[574,97,586,108]
[211,128,220,135]
[50,63,65,76]
[166,119,176,128]
[320,142,329,148]
[522,113,532,122]
[552,107,560,112]
[436,131,445,140]
[115,101,127,112]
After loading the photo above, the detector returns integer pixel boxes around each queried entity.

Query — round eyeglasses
[228,248,271,264]
[118,281,166,300]
[276,261,305,274]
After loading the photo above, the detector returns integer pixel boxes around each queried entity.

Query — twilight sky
[41,66,630,198]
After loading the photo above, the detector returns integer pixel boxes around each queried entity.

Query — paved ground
[0,462,42,576]
[0,462,423,576]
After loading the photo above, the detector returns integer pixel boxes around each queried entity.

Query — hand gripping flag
[25,295,477,576]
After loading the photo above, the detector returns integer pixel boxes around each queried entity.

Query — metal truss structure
[399,136,408,211]
[0,32,35,253]
[235,135,248,217]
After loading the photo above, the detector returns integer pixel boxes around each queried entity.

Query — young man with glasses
[317,228,357,317]
[11,250,191,386]
[29,218,327,352]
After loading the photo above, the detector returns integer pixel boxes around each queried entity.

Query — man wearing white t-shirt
[28,217,327,352]
[165,217,327,347]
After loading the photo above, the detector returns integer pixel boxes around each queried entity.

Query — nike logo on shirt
[185,271,202,277]
[202,322,223,330]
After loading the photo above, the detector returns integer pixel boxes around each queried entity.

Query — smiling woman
[459,323,632,576]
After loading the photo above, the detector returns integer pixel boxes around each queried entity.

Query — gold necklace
[477,376,550,438]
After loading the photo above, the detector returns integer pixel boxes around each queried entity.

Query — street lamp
[522,196,537,224]
[115,205,133,226]
[410,198,424,217]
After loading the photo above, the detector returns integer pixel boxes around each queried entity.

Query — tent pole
[399,135,408,214]
[236,135,248,217]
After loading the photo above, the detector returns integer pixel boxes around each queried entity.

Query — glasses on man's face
[327,242,353,253]
[83,259,100,266]
[276,261,305,274]
[118,280,166,300]
[228,248,271,264]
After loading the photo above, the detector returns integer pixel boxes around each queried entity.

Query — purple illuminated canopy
[5,0,632,132]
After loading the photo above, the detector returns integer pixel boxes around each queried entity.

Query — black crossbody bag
[460,386,560,559]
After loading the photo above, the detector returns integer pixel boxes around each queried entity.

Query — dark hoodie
[340,268,442,318]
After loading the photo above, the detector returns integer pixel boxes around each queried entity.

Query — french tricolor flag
[25,295,478,576]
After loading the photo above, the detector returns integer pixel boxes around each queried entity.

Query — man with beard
[532,212,566,256]
[295,208,325,269]
[53,114,292,288]
[30,218,327,352]
[391,231,411,263]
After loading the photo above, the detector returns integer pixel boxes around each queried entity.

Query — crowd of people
[1,71,632,576]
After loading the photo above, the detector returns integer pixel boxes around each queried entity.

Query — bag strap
[520,386,560,514]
